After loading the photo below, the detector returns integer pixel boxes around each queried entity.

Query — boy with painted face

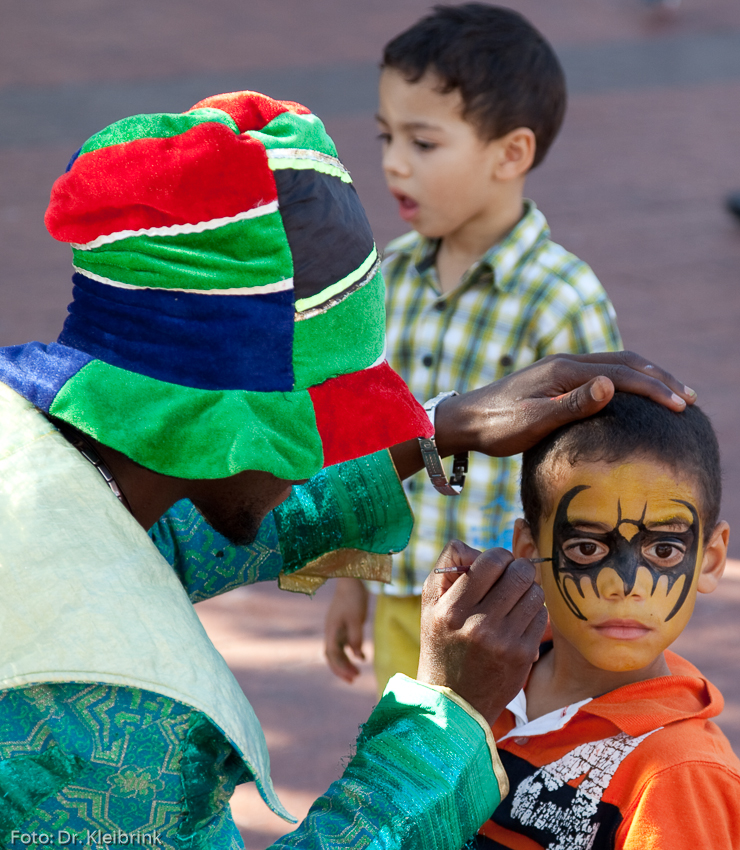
[476,392,740,849]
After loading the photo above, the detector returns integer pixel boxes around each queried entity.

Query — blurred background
[2,0,740,845]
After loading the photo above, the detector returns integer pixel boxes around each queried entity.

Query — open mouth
[392,191,420,222]
[593,619,653,640]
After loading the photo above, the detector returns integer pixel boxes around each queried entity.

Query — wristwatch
[419,391,468,496]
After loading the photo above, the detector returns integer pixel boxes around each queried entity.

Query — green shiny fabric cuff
[274,450,413,594]
[269,674,504,850]
[0,745,87,835]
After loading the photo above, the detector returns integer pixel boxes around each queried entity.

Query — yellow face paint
[536,459,704,672]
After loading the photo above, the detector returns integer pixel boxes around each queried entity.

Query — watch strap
[418,437,468,495]
[419,391,468,496]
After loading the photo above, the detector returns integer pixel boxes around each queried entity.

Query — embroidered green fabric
[274,451,412,576]
[150,499,284,603]
[270,676,503,849]
[0,744,86,828]
[150,450,412,601]
[0,678,502,850]
[0,684,246,849]
[179,715,253,842]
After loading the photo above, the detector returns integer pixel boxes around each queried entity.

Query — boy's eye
[413,139,437,151]
[562,538,609,565]
[643,540,686,568]
[376,132,391,144]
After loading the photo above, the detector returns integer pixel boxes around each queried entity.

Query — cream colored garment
[0,383,294,822]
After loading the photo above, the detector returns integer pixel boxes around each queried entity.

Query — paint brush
[434,557,552,574]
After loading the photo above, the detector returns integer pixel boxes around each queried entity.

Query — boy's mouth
[392,191,420,222]
[593,619,653,640]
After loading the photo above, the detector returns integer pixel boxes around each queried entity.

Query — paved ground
[2,0,740,846]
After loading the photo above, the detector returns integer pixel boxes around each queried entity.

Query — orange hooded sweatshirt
[477,651,740,849]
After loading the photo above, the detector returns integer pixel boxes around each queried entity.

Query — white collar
[499,689,593,742]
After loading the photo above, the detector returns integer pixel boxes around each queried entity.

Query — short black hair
[382,4,566,169]
[521,393,722,542]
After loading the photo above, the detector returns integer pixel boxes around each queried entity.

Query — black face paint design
[551,485,700,622]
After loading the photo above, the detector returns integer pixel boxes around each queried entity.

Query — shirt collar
[500,691,592,741]
[409,199,548,293]
[409,234,438,276]
[500,651,722,741]
[579,651,723,737]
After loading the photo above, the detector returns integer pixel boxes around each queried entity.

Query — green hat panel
[71,210,293,293]
[292,271,386,391]
[247,111,339,158]
[79,108,240,156]
[49,361,324,480]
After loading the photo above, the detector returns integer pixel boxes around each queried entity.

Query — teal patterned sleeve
[149,499,285,603]
[149,450,413,601]
[269,675,505,850]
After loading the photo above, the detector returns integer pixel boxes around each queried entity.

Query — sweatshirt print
[475,651,740,850]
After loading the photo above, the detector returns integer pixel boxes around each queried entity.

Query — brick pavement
[2,0,740,845]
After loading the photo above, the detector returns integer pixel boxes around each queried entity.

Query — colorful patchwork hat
[36,90,432,480]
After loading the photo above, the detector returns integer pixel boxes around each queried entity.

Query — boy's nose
[382,142,411,179]
[597,564,650,600]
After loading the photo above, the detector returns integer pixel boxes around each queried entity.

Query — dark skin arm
[87,350,691,530]
[389,351,693,478]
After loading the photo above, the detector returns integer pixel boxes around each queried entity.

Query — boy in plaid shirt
[325,4,622,692]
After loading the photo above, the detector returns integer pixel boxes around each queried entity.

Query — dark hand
[390,351,695,478]
[417,541,547,726]
[436,351,694,459]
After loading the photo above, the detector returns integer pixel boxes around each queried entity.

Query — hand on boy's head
[538,351,695,413]
[434,350,696,461]
[417,540,547,725]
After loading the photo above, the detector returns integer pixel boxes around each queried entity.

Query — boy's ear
[512,518,537,558]
[697,520,730,594]
[513,518,544,584]
[492,127,536,181]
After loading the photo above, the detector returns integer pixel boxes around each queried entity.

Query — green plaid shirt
[382,200,622,596]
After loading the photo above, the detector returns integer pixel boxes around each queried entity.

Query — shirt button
[515,737,530,746]
[422,354,433,367]
[500,354,514,368]
[435,301,446,312]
